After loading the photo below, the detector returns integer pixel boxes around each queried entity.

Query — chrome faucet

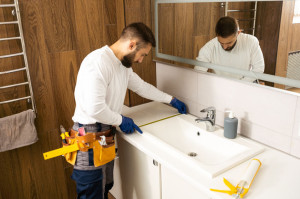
[195,106,216,131]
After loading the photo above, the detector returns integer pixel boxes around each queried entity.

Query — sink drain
[188,152,197,157]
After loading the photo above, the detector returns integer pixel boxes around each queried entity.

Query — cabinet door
[110,157,123,199]
[161,165,211,199]
[110,135,161,199]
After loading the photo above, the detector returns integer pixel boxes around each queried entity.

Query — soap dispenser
[224,111,238,139]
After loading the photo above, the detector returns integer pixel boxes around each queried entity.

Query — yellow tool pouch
[62,129,115,166]
[93,136,116,167]
[63,138,77,165]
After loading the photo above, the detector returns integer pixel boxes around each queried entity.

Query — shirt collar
[104,45,122,65]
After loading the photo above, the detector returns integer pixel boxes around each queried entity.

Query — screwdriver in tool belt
[60,125,68,144]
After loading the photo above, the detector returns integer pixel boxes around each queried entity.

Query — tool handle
[60,133,66,139]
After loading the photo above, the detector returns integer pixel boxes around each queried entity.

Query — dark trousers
[72,165,114,199]
[71,122,114,199]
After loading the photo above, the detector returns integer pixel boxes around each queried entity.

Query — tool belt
[63,128,116,167]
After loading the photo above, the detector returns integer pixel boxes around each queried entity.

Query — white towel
[0,109,38,152]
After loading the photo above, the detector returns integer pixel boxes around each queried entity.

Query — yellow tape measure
[138,113,181,128]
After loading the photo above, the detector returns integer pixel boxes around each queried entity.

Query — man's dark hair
[215,16,239,38]
[120,22,156,50]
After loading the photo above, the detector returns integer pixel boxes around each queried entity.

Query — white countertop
[119,102,300,199]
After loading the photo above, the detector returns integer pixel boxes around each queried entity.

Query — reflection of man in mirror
[194,16,265,82]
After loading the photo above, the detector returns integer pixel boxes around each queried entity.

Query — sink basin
[140,114,264,178]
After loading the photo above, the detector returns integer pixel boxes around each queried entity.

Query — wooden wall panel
[193,3,220,38]
[0,0,125,198]
[157,2,221,68]
[275,0,295,89]
[158,4,174,56]
[255,1,282,87]
[156,4,175,66]
[275,0,300,89]
[49,50,78,129]
[41,0,76,53]
[174,3,193,59]
[104,0,117,44]
[289,23,300,52]
[124,0,156,106]
[73,0,104,62]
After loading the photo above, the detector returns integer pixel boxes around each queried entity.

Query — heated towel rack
[0,0,36,113]
[223,1,257,35]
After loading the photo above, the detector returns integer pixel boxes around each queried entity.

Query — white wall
[156,62,300,158]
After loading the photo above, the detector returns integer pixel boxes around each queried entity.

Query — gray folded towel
[0,109,38,152]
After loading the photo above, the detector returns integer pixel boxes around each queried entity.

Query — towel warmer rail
[0,0,36,113]
[223,1,258,36]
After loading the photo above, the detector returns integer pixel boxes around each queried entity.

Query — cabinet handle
[153,159,159,166]
[114,148,119,159]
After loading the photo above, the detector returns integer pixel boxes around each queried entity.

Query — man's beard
[224,40,237,51]
[121,51,137,68]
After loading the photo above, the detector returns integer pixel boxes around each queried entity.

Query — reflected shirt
[195,33,265,82]
[72,45,172,126]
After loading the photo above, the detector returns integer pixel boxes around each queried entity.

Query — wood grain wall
[124,0,156,106]
[0,0,156,198]
[275,0,300,89]
[158,2,221,68]
[255,1,282,87]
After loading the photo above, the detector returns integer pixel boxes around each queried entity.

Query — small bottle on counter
[224,111,238,139]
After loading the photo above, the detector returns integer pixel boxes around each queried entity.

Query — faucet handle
[200,106,216,113]
[200,106,216,119]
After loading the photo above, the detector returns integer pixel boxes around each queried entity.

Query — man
[194,16,265,82]
[71,22,186,199]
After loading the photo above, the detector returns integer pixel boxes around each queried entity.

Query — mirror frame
[154,0,300,88]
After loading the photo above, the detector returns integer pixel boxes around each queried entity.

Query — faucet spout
[195,106,216,132]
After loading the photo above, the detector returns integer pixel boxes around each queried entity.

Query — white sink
[140,114,264,178]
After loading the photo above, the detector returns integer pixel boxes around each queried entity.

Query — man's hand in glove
[119,115,143,134]
[170,97,187,114]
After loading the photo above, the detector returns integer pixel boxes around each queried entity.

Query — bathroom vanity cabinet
[111,134,211,199]
[111,135,161,199]
[110,102,300,199]
[160,164,210,199]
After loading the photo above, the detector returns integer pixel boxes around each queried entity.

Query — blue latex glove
[170,97,187,114]
[119,115,143,134]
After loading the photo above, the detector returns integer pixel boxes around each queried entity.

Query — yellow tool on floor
[210,159,261,199]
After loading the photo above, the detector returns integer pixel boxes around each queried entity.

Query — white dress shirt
[72,45,172,126]
[195,33,265,82]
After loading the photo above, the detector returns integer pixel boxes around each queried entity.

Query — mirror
[154,0,300,92]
